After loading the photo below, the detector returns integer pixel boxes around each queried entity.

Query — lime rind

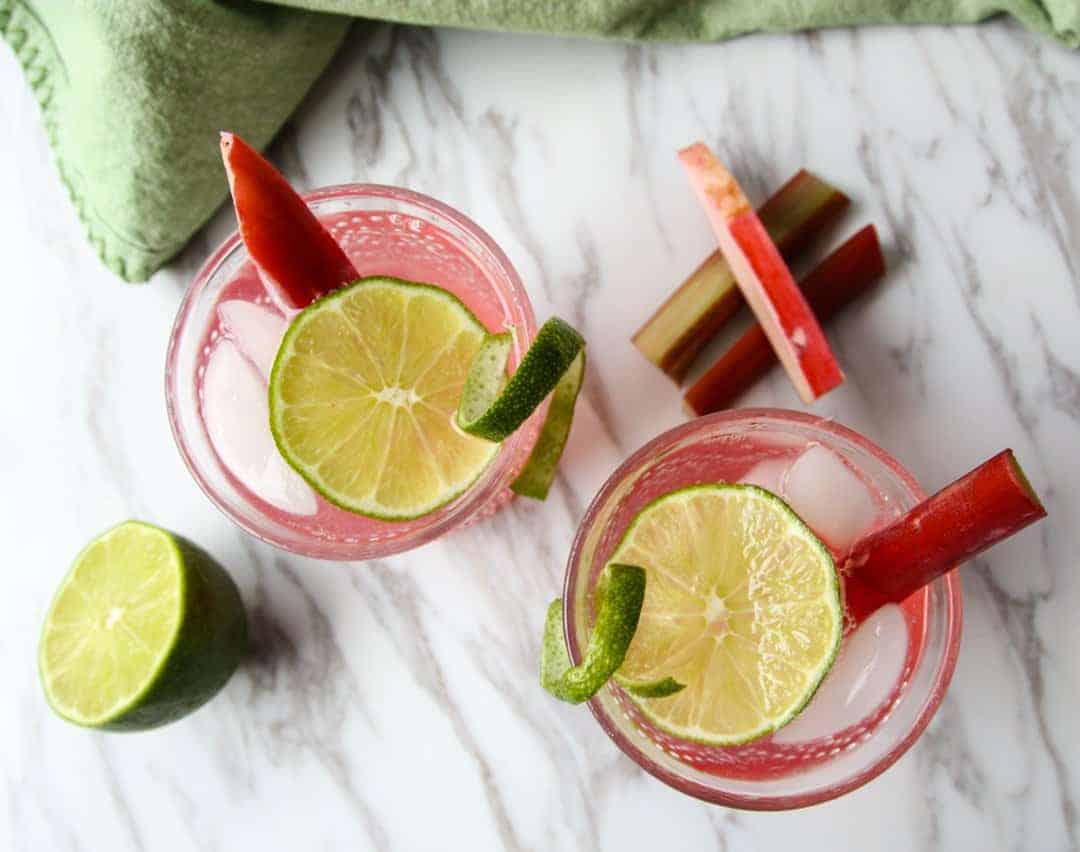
[456,316,584,442]
[456,332,513,429]
[456,317,585,501]
[613,674,686,699]
[269,277,500,521]
[610,483,842,746]
[510,349,585,500]
[541,563,646,704]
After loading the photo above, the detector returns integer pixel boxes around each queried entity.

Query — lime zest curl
[542,563,657,704]
[457,317,586,501]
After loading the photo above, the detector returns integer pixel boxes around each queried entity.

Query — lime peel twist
[541,564,685,704]
[456,317,585,501]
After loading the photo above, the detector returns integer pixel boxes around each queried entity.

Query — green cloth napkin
[283,0,1077,45]
[3,0,1075,283]
[1,1,348,281]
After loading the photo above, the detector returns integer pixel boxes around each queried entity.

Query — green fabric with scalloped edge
[0,1,348,281]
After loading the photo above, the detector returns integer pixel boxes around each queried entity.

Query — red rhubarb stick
[844,450,1047,608]
[679,143,844,403]
[685,225,885,414]
[220,132,358,310]
[633,170,850,382]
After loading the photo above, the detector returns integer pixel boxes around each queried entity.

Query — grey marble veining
[1,17,1078,852]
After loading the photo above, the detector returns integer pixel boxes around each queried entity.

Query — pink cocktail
[166,185,541,559]
[564,409,962,808]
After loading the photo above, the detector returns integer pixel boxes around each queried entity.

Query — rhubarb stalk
[221,132,358,310]
[679,143,844,403]
[844,450,1047,612]
[633,170,849,382]
[685,225,885,415]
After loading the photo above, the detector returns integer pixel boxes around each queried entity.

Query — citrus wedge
[39,521,246,731]
[611,484,841,745]
[269,277,500,520]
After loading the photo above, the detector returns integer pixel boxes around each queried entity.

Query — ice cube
[203,340,318,516]
[781,443,879,553]
[773,603,908,744]
[739,458,790,495]
[218,300,288,380]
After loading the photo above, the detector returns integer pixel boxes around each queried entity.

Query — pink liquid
[193,210,534,544]
[584,433,928,782]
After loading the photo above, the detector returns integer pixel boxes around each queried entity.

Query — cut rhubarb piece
[685,225,885,414]
[220,132,358,310]
[663,306,730,382]
[844,450,1047,606]
[635,253,743,382]
[679,143,844,404]
[632,170,849,382]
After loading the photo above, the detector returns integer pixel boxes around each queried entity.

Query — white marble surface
[2,17,1078,852]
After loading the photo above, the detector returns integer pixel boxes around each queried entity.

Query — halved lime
[39,521,247,731]
[610,484,841,745]
[269,277,501,520]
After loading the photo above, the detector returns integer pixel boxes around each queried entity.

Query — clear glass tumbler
[563,408,962,809]
[166,185,540,560]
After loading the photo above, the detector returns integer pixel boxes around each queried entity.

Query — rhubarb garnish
[843,450,1047,620]
[679,143,844,404]
[685,225,885,415]
[220,132,357,310]
[633,170,849,382]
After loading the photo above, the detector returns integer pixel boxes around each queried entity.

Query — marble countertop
[2,16,1078,852]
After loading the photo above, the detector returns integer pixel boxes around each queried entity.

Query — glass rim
[562,407,963,810]
[165,183,538,560]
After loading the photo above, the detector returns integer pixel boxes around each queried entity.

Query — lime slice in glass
[611,484,841,745]
[38,521,247,731]
[269,277,501,520]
